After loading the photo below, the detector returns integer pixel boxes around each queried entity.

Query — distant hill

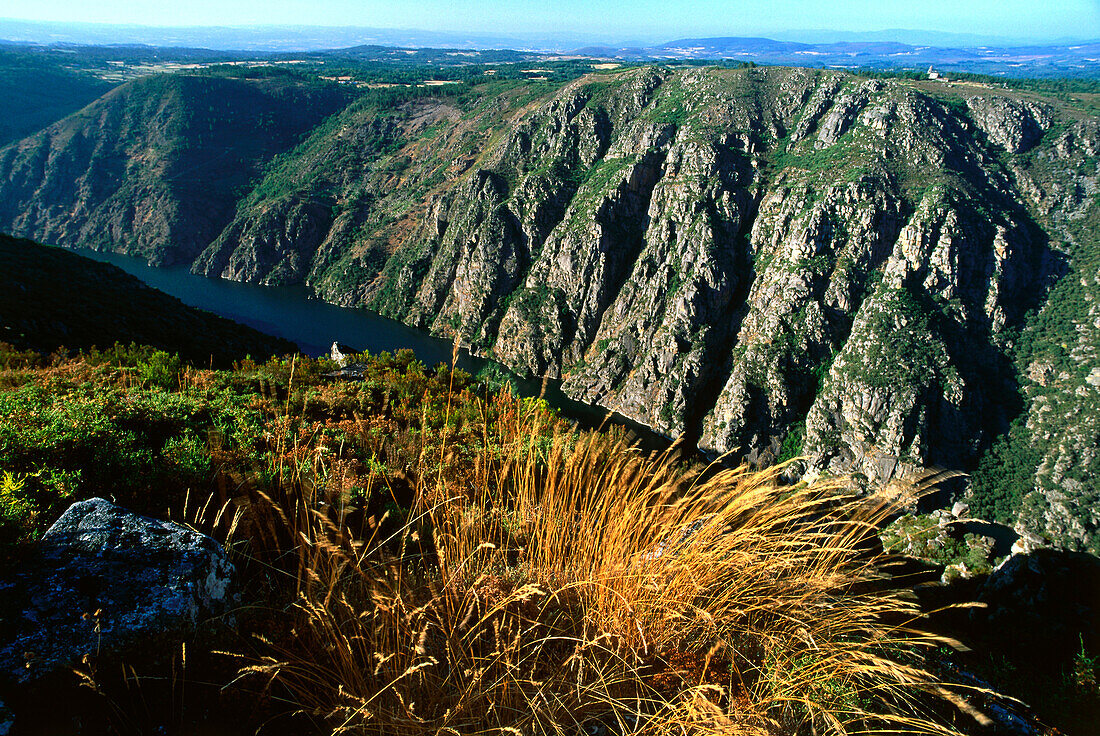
[0,71,355,265]
[0,20,634,54]
[0,234,295,364]
[0,47,117,147]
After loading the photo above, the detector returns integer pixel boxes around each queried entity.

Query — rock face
[1,66,1098,554]
[0,498,237,685]
[966,96,1052,154]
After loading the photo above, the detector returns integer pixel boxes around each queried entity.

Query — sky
[0,0,1098,44]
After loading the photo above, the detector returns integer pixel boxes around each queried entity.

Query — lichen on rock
[0,497,237,685]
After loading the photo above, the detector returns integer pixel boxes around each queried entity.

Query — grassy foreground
[0,343,972,734]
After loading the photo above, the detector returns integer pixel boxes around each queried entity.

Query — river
[76,248,669,446]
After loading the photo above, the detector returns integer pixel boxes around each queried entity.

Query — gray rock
[330,341,355,367]
[1009,531,1047,556]
[966,96,1051,154]
[0,498,237,685]
[324,361,372,380]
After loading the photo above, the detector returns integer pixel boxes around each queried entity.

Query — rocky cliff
[0,66,1096,554]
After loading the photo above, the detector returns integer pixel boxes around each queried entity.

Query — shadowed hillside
[0,234,295,364]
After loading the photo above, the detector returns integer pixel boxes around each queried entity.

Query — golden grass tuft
[239,396,963,735]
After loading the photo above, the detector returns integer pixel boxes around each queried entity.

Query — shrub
[0,342,42,370]
[0,470,34,549]
[138,350,184,390]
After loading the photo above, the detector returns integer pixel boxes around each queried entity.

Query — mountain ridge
[0,64,1096,554]
[0,71,353,264]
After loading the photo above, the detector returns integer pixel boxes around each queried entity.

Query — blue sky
[1,0,1098,42]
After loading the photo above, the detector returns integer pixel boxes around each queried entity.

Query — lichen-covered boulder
[0,498,237,685]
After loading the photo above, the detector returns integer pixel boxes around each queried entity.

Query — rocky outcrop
[800,187,1036,485]
[360,70,1091,554]
[561,134,757,435]
[193,194,336,285]
[966,95,1052,154]
[701,177,908,462]
[976,119,1100,555]
[362,70,1058,495]
[0,498,237,685]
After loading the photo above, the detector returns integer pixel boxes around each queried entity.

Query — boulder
[0,498,237,685]
[1009,530,1047,556]
[330,341,356,367]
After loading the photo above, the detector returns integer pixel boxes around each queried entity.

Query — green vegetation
[969,415,1041,523]
[567,156,634,220]
[0,469,35,550]
[508,282,568,335]
[853,67,1100,90]
[880,514,996,575]
[0,69,355,267]
[777,420,806,462]
[0,350,252,552]
[647,78,691,128]
[0,345,492,557]
[836,282,961,398]
[963,110,1100,545]
[371,243,433,317]
[768,131,876,188]
[245,100,406,204]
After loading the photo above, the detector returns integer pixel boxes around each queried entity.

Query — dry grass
[232,392,964,735]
